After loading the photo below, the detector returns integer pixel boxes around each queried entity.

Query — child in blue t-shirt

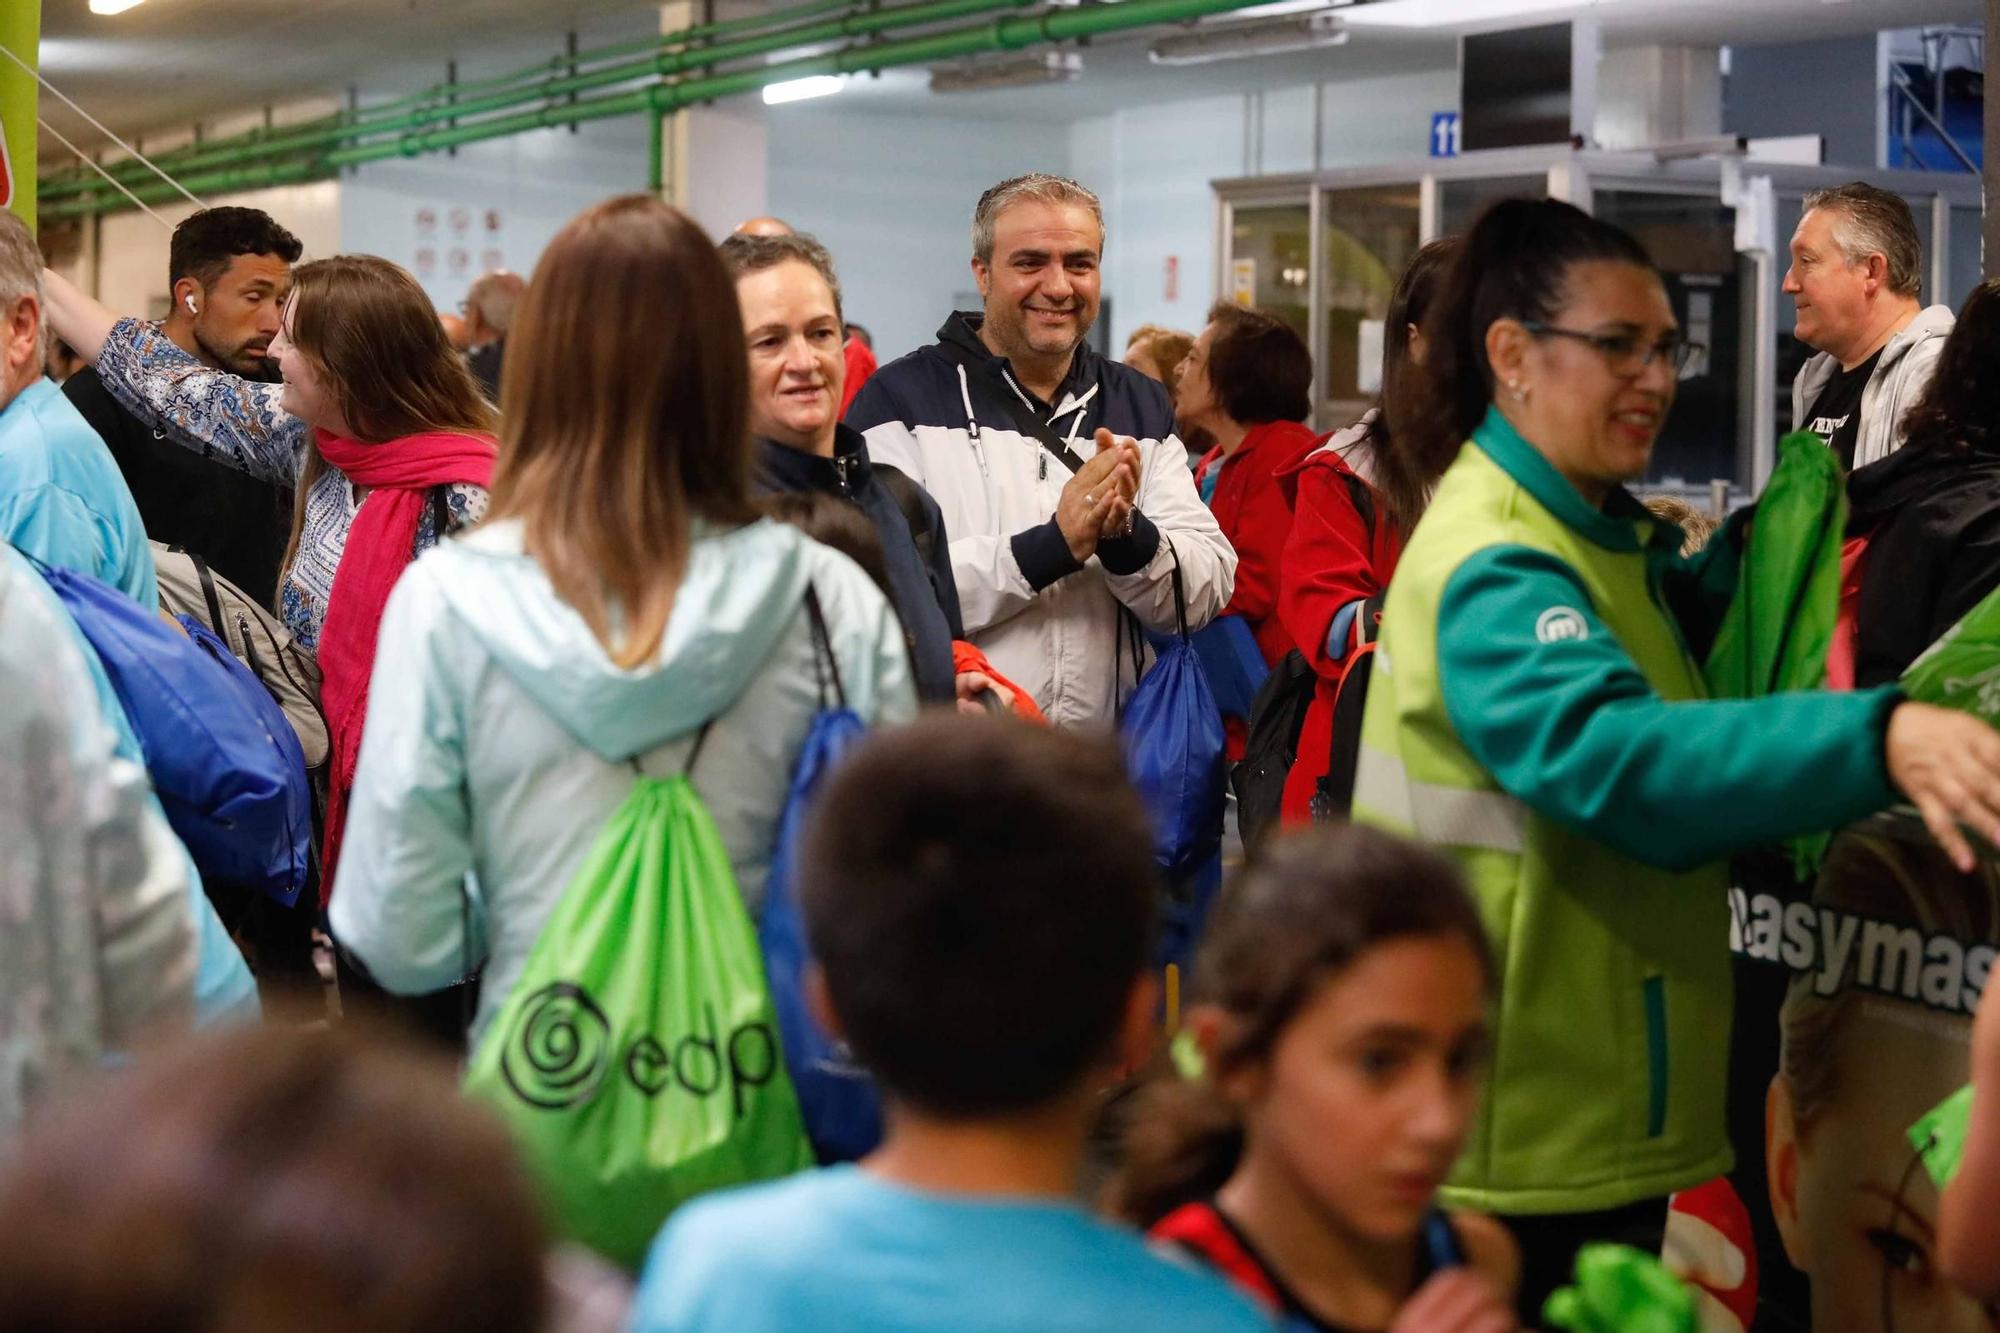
[629,717,1272,1333]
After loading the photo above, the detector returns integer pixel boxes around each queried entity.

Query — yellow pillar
[0,0,38,226]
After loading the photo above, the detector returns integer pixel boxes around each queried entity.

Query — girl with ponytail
[1108,826,1518,1332]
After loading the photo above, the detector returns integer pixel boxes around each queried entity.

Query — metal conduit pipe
[40,0,868,195]
[39,0,1283,221]
[40,0,1031,199]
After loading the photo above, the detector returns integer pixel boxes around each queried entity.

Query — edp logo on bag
[500,980,783,1119]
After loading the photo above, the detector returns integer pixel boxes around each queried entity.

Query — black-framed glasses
[1521,322,1704,377]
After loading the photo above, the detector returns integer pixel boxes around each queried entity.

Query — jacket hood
[1798,303,1956,401]
[422,517,815,761]
[937,310,1099,408]
[1849,441,2000,530]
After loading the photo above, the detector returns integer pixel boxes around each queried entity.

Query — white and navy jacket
[847,312,1236,729]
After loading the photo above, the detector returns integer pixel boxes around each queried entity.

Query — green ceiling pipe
[42,0,1285,219]
[41,0,1030,199]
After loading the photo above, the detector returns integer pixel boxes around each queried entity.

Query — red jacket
[1192,419,1322,667]
[839,338,878,418]
[1275,426,1402,824]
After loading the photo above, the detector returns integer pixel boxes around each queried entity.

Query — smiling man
[64,206,300,605]
[846,173,1234,729]
[1784,183,1952,472]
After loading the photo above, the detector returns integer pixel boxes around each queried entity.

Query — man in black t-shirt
[1784,183,1951,473]
[1800,347,1882,473]
[64,207,300,607]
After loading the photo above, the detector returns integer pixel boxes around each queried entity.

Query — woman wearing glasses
[1356,198,2000,1320]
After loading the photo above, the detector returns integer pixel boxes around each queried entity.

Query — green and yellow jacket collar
[1471,406,1680,557]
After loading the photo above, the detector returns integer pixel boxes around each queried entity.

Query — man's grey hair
[0,213,46,361]
[717,230,843,320]
[1803,183,1924,300]
[465,269,525,335]
[972,174,1103,265]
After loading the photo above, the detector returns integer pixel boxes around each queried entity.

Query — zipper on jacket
[1642,975,1668,1138]
[833,453,855,498]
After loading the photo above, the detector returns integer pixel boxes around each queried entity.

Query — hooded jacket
[846,313,1235,729]
[756,426,962,702]
[1846,439,2000,686]
[1791,304,1954,470]
[327,518,918,1045]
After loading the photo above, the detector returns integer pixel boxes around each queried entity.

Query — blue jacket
[0,378,157,610]
[756,426,962,702]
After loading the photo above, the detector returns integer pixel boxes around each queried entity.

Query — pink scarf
[316,428,496,899]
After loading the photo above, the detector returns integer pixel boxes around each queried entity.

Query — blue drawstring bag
[1119,544,1228,975]
[1188,614,1269,722]
[30,558,311,901]
[758,589,884,1164]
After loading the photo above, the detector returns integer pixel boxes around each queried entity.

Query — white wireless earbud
[184,294,198,316]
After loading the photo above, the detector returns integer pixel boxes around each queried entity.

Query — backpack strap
[805,584,847,710]
[188,549,227,635]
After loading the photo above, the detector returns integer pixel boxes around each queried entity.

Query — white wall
[93,180,342,318]
[1076,66,1459,348]
[766,107,1068,363]
[341,114,650,311]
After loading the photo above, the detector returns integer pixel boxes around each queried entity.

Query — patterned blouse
[95,320,488,650]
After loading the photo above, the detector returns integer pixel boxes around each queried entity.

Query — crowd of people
[7,167,2000,1332]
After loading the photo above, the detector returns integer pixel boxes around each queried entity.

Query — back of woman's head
[0,1023,547,1333]
[1392,200,1656,517]
[488,195,757,668]
[1106,825,1491,1225]
[287,254,495,444]
[1373,236,1462,534]
[1901,278,2000,457]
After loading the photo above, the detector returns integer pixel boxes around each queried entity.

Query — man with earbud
[64,207,302,607]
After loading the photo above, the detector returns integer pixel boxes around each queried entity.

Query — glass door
[1317,184,1422,431]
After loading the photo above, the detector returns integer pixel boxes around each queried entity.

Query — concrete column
[659,2,770,235]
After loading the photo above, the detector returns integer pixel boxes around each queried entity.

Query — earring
[1509,380,1531,404]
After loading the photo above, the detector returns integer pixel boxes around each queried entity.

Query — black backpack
[1230,464,1382,846]
[1311,628,1380,823]
[1230,650,1315,850]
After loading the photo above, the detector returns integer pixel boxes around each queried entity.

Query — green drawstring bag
[1704,431,1846,702]
[1542,1244,1697,1333]
[465,754,814,1269]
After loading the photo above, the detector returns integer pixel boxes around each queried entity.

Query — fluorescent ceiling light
[931,50,1082,93]
[1150,12,1348,65]
[89,0,149,12]
[762,75,846,105]
[1341,0,1600,27]
[1225,0,1347,17]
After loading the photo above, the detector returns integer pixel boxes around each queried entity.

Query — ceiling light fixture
[88,0,149,13]
[762,74,847,105]
[930,50,1082,93]
[1340,0,1601,27]
[1149,12,1348,65]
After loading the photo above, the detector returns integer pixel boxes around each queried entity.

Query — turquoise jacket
[0,378,157,610]
[329,519,919,1046]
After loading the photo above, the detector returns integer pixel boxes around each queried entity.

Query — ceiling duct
[930,49,1083,91]
[1148,10,1347,65]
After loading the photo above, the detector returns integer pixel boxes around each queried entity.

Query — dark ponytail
[1371,236,1461,536]
[1391,199,1658,514]
[1103,825,1493,1227]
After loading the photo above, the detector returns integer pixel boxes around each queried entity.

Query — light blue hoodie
[329,518,919,1045]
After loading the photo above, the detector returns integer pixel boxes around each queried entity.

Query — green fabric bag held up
[1704,431,1846,701]
[464,746,814,1269]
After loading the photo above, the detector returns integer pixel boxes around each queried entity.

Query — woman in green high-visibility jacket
[1352,197,2000,1321]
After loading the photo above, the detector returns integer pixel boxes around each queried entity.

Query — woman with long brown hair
[41,257,497,885]
[324,196,916,1047]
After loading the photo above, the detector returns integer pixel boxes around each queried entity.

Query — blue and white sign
[1430,111,1461,158]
